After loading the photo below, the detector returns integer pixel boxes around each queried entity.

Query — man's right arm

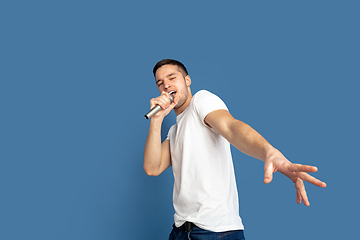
[144,118,172,176]
[143,92,175,176]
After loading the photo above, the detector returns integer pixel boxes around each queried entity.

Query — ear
[185,75,191,87]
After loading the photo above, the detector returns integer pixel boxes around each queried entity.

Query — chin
[174,100,185,109]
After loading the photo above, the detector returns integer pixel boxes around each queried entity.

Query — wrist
[264,146,280,161]
[150,115,164,125]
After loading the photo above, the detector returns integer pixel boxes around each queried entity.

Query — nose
[164,79,171,90]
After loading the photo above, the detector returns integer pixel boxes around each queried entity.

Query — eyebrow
[156,72,176,83]
[166,73,176,78]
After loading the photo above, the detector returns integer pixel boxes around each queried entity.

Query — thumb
[167,99,177,112]
[264,161,274,184]
[168,95,178,109]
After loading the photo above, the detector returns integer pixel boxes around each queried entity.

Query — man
[144,59,326,239]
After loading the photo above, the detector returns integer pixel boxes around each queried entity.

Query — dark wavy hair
[153,59,189,77]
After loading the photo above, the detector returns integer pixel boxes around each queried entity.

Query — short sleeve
[166,124,176,140]
[194,90,228,126]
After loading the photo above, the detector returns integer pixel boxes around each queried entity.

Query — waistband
[179,222,198,232]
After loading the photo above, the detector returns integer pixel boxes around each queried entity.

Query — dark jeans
[169,224,245,240]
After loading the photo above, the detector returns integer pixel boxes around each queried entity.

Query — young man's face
[154,64,191,110]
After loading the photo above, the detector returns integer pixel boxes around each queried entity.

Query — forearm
[228,120,276,161]
[205,110,277,161]
[143,118,164,176]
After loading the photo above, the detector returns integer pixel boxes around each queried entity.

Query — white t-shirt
[167,90,244,232]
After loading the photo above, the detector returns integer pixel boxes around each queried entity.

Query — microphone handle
[145,94,174,119]
[145,105,162,119]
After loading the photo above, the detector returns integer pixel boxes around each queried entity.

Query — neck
[174,91,192,116]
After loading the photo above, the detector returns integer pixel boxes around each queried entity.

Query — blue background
[1,1,359,239]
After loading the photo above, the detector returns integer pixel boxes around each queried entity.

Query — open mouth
[169,91,176,102]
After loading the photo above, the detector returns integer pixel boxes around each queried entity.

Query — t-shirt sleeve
[194,90,229,126]
[166,124,176,140]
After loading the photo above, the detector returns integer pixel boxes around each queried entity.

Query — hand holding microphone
[145,91,175,119]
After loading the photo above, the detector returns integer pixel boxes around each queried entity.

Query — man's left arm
[204,109,327,206]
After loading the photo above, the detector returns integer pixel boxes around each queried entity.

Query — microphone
[145,93,174,119]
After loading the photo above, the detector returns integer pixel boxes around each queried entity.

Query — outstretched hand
[263,149,327,206]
